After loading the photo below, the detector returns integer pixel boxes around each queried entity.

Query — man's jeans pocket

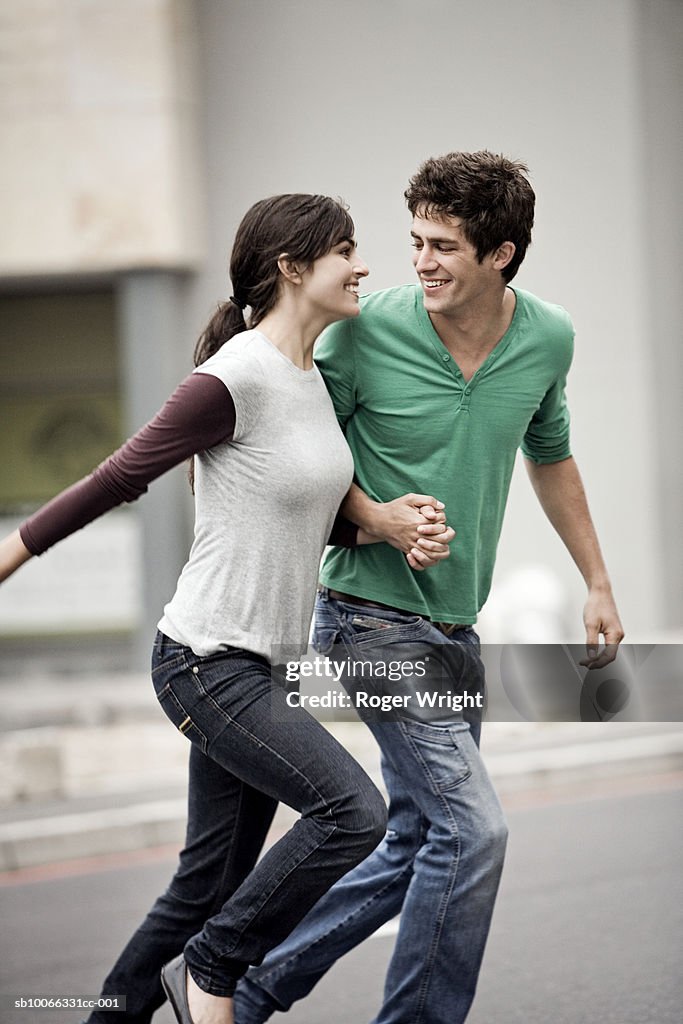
[399,719,472,793]
[311,597,342,655]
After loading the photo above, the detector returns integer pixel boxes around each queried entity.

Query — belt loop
[317,585,329,602]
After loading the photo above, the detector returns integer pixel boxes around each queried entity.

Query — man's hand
[363,492,446,550]
[369,495,455,572]
[340,486,455,571]
[580,585,625,669]
[367,493,456,571]
[407,504,455,571]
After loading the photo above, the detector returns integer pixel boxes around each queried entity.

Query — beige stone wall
[0,0,203,275]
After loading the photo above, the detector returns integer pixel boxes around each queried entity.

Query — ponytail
[193,298,247,367]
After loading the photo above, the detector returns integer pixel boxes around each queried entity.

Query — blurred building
[1,0,681,670]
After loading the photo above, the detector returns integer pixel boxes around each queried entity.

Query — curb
[0,800,186,872]
[485,729,683,790]
[1,727,681,872]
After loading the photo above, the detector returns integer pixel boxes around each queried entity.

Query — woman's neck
[255,301,325,370]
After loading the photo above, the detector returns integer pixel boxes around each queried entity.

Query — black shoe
[161,953,194,1024]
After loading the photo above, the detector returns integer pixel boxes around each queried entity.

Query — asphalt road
[1,776,681,1024]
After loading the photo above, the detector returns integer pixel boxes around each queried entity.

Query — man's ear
[492,241,515,274]
[277,253,303,284]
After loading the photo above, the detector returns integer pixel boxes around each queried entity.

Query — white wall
[190,0,673,639]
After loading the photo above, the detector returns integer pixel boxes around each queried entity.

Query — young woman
[0,194,391,1024]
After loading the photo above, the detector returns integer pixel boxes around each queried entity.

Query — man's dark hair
[404,151,535,282]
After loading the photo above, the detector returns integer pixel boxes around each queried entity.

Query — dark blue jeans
[87,631,386,1022]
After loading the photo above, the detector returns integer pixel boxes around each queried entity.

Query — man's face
[410,210,502,317]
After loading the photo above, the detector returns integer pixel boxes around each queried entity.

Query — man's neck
[428,287,516,382]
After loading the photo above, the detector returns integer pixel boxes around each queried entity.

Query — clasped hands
[364,492,455,571]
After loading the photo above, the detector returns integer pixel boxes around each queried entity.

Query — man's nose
[414,246,436,272]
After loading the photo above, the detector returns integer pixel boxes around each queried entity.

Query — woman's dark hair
[193,193,355,367]
[404,151,535,282]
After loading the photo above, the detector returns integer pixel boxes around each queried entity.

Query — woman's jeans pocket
[151,631,209,754]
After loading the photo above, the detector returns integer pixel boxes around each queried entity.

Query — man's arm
[315,324,454,569]
[341,483,455,571]
[525,456,624,667]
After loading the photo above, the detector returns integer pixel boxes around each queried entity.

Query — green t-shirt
[318,284,574,623]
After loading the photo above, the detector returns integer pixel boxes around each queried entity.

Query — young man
[234,151,624,1024]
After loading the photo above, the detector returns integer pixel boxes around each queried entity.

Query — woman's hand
[339,486,455,569]
[0,530,33,584]
[407,505,456,571]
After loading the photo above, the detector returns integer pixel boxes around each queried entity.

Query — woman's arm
[325,514,378,548]
[14,373,236,559]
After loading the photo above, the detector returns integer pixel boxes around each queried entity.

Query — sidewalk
[1,671,681,872]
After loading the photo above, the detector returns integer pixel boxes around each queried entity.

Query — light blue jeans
[234,589,508,1024]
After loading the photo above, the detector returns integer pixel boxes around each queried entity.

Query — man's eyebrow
[410,230,458,244]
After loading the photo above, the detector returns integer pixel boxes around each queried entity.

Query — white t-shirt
[159,331,354,660]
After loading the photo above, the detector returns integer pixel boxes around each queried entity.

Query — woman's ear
[277,253,303,284]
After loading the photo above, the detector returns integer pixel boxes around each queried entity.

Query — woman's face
[299,240,369,326]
